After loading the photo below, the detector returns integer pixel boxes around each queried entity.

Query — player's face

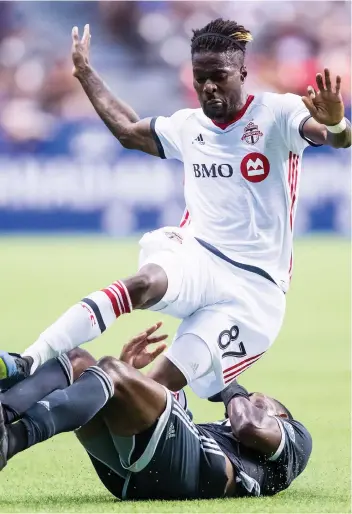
[192,51,247,123]
[249,393,288,418]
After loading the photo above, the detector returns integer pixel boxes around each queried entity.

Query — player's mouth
[206,99,223,106]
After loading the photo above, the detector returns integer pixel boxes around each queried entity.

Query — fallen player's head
[249,392,293,419]
[191,18,252,123]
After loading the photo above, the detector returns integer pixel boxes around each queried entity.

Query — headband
[192,33,246,52]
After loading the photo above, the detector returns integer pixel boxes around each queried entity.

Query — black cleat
[0,352,31,392]
[0,402,8,471]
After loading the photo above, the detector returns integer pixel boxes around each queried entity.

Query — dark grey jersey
[197,417,312,497]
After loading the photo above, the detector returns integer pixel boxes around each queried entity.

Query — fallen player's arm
[72,24,159,156]
[301,68,351,149]
[223,384,282,457]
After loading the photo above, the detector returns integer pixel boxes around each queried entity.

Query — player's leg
[0,225,213,389]
[163,293,285,400]
[0,348,95,423]
[0,358,167,470]
[147,334,213,391]
[0,262,167,388]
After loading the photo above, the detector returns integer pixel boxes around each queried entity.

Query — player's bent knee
[97,356,131,387]
[67,348,97,381]
[125,264,167,308]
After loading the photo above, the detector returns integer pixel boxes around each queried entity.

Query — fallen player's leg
[0,356,232,500]
[0,349,95,423]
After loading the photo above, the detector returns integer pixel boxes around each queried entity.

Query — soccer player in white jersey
[0,19,350,399]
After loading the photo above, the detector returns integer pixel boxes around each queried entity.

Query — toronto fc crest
[241,121,263,145]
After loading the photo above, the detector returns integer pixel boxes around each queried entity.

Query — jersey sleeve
[275,93,321,153]
[269,418,312,477]
[150,109,192,161]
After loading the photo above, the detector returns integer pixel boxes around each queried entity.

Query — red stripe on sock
[102,288,122,318]
[114,281,132,313]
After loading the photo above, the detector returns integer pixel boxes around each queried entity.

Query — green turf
[0,236,350,513]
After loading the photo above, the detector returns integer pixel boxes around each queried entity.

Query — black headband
[192,33,245,52]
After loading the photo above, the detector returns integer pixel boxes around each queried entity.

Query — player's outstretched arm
[301,68,351,148]
[221,382,282,457]
[72,24,160,156]
[228,396,282,456]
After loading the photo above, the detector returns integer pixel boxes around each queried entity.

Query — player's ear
[240,65,247,83]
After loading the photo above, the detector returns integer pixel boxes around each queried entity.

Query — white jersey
[151,93,316,293]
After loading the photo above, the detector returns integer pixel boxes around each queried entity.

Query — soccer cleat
[0,402,8,471]
[0,352,31,391]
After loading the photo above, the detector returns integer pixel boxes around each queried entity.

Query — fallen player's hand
[120,321,168,369]
[72,23,91,77]
[302,68,344,126]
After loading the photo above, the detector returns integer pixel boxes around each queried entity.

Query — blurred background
[0,0,350,235]
[0,4,350,510]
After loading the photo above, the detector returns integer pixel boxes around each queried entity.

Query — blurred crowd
[0,1,350,148]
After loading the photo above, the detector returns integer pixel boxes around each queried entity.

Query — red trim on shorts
[224,355,263,383]
[223,352,265,376]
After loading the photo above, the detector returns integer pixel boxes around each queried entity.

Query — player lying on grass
[1,18,350,399]
[0,324,312,500]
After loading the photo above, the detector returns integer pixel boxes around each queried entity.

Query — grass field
[0,236,350,513]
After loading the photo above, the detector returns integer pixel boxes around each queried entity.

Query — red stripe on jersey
[288,151,293,191]
[223,352,265,377]
[212,95,255,130]
[102,288,122,318]
[288,253,293,275]
[180,209,190,228]
[287,153,299,279]
[289,154,299,229]
[224,356,263,384]
[114,281,132,314]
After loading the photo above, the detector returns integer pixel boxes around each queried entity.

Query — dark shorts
[80,391,229,501]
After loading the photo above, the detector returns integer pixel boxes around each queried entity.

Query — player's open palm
[302,68,344,126]
[120,322,168,369]
[72,23,91,77]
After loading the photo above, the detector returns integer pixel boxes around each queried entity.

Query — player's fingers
[148,343,167,360]
[81,23,90,45]
[72,26,79,43]
[307,85,316,98]
[301,96,318,116]
[125,332,148,348]
[144,321,163,337]
[324,68,332,91]
[146,334,168,345]
[335,75,342,95]
[316,73,325,92]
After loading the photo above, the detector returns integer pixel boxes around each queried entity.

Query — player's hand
[302,68,344,126]
[72,24,91,78]
[120,322,168,369]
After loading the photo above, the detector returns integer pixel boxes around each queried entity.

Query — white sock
[23,280,132,373]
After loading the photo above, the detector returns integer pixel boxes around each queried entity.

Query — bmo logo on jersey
[240,153,270,183]
[193,163,233,178]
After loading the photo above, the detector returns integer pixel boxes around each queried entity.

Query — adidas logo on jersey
[166,422,176,440]
[193,134,205,145]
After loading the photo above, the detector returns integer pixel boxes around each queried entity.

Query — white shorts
[139,227,286,398]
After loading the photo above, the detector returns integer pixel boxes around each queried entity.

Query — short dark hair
[191,18,252,58]
[273,398,293,420]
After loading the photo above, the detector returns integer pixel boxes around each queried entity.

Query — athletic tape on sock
[85,366,114,403]
[57,354,73,385]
